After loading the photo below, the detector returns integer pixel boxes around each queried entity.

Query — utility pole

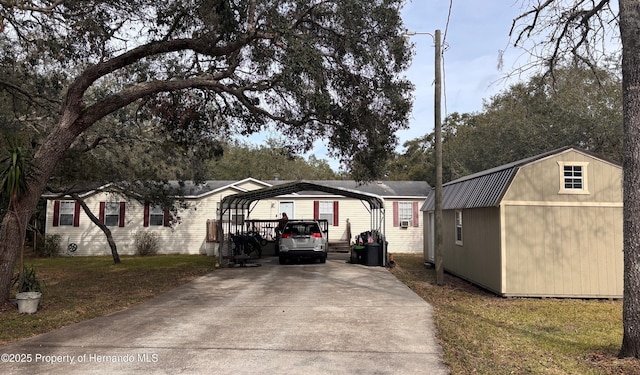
[404,29,444,285]
[433,29,444,286]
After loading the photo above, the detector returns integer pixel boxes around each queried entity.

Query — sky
[243,1,531,171]
[397,0,527,145]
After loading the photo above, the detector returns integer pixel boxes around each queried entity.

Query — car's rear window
[283,223,321,235]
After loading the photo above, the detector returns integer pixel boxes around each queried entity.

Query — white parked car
[278,220,328,264]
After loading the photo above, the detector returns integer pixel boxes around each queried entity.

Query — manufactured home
[45,179,429,259]
[422,147,623,298]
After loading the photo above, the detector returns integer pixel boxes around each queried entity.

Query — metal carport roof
[219,180,387,266]
[220,180,385,210]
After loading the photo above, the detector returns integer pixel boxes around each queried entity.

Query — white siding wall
[385,199,423,254]
[45,187,426,256]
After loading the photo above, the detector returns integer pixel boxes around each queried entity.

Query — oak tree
[0,0,413,302]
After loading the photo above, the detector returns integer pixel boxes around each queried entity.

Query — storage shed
[422,147,623,298]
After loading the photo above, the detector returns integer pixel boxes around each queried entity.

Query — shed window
[564,166,583,189]
[557,161,590,194]
[455,210,463,245]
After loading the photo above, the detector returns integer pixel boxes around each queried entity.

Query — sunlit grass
[390,254,639,375]
[1,255,216,345]
[3,253,639,374]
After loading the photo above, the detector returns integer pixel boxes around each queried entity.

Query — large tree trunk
[619,0,640,359]
[0,116,82,302]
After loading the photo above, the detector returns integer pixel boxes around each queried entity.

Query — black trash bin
[364,242,380,266]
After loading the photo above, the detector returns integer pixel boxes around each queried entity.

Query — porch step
[328,241,351,253]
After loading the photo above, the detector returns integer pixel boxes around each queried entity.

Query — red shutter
[73,201,81,227]
[163,208,171,227]
[333,201,339,226]
[313,201,319,220]
[99,202,105,223]
[412,201,419,227]
[119,202,126,227]
[143,203,150,227]
[53,201,60,227]
[393,201,399,227]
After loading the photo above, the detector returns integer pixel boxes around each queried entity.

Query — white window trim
[149,205,164,226]
[398,201,413,226]
[104,202,120,227]
[557,161,590,195]
[59,201,75,226]
[319,201,334,225]
[455,210,463,246]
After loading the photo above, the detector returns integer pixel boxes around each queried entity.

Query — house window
[398,202,413,225]
[59,201,75,226]
[149,205,164,226]
[557,161,590,194]
[104,202,120,226]
[455,210,463,245]
[232,214,245,225]
[314,201,338,226]
[217,202,245,224]
[319,201,334,224]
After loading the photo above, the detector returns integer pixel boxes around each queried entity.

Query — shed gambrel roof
[421,146,614,211]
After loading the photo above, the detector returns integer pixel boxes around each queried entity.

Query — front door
[279,201,294,220]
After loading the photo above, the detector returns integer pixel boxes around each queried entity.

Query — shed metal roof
[422,146,603,211]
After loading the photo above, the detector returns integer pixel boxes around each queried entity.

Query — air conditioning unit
[399,220,410,228]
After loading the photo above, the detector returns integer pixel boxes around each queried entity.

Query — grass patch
[389,254,640,375]
[1,255,216,345]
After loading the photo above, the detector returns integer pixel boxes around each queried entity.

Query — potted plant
[13,265,45,314]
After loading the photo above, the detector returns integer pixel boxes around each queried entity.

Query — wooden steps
[328,240,351,253]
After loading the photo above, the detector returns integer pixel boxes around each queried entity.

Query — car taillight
[281,233,292,239]
[311,232,322,238]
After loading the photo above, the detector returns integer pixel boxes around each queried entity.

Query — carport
[219,180,386,265]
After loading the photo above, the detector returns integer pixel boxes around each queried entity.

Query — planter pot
[15,292,42,314]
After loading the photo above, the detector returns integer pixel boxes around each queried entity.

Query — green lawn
[1,255,216,345]
[390,254,640,375]
[2,253,639,374]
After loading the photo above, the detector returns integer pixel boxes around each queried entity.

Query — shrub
[35,234,61,257]
[13,265,46,293]
[134,231,159,256]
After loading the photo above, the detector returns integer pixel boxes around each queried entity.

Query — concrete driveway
[1,254,448,374]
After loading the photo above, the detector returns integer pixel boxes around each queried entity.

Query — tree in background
[441,65,622,180]
[384,135,433,181]
[385,65,623,184]
[0,0,413,303]
[209,139,338,180]
[512,0,638,358]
